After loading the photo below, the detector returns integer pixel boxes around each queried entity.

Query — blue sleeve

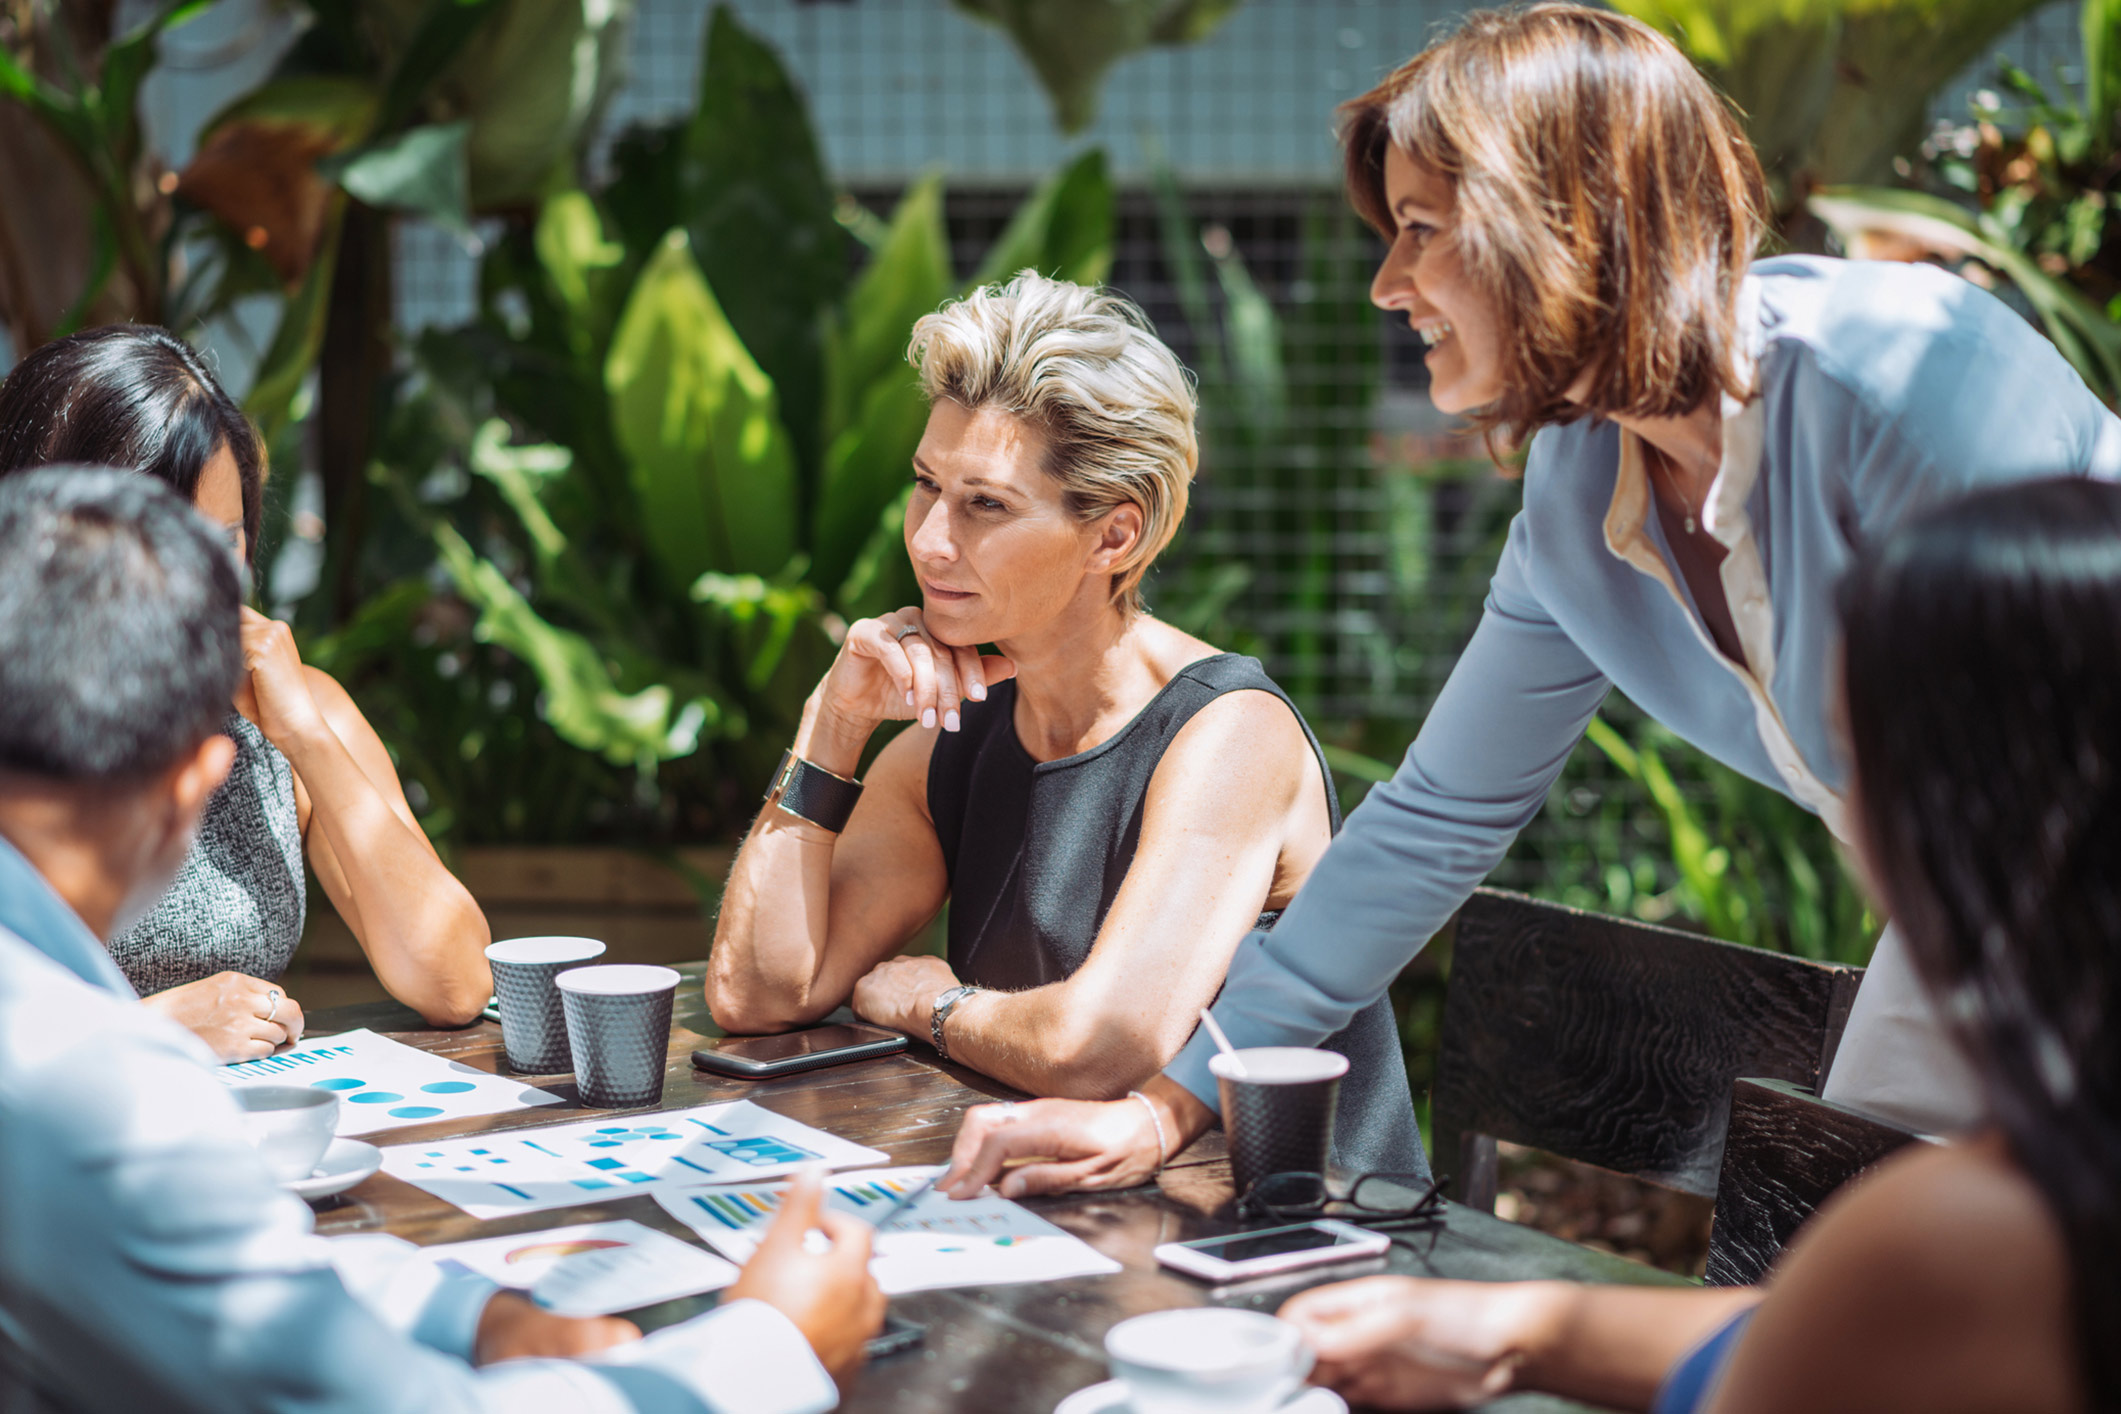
[1166,512,1611,1107]
[0,999,837,1414]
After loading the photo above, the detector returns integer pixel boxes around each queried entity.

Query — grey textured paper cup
[486,937,607,1073]
[557,964,680,1108]
[1211,1048,1349,1204]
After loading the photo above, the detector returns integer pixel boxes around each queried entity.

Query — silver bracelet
[1127,1089,1168,1172]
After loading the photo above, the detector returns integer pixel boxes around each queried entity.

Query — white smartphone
[1153,1220,1392,1283]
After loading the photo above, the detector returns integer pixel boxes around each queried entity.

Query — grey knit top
[109,714,306,995]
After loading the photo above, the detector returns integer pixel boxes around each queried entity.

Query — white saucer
[1054,1381,1345,1414]
[285,1138,382,1200]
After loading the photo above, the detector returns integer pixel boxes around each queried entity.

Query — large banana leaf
[683,5,850,485]
[812,175,952,599]
[973,147,1116,287]
[365,0,633,207]
[1810,185,2121,400]
[951,0,1242,133]
[1614,0,2049,196]
[606,230,801,591]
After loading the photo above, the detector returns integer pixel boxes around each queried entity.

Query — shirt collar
[1604,276,1765,560]
[0,830,138,997]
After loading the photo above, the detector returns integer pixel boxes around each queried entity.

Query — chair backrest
[1704,1077,1923,1286]
[1432,888,1864,1208]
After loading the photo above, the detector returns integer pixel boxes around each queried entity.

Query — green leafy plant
[951,0,1244,132]
[331,6,1119,841]
[1612,0,2051,219]
[1802,0,2121,402]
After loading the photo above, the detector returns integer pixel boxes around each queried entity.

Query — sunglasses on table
[1237,1169,1451,1253]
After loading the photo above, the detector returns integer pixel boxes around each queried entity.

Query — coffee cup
[1104,1308,1313,1414]
[556,964,681,1108]
[486,936,608,1073]
[234,1085,340,1182]
[1210,1047,1349,1204]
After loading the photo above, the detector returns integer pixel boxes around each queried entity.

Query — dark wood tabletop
[305,964,1683,1414]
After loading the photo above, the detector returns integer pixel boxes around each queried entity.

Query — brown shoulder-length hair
[1341,4,1769,443]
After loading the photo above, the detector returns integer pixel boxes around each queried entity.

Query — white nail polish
[969,683,987,701]
[922,708,936,729]
[905,691,914,706]
[944,710,960,732]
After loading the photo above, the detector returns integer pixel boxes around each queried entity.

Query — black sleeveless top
[928,653,1428,1178]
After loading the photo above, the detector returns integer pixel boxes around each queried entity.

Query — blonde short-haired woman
[707,273,1422,1174]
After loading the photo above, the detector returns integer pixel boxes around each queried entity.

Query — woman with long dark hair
[0,325,493,1056]
[940,0,2120,1208]
[1268,476,2118,1411]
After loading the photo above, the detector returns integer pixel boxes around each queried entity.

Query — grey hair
[907,271,1198,615]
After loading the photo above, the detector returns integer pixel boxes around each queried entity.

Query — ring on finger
[893,622,923,643]
[261,987,281,1024]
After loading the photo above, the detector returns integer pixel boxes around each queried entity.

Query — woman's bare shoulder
[1711,1134,2081,1414]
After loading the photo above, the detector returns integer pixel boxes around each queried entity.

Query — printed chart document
[382,1101,889,1219]
[659,1164,1122,1293]
[218,1029,564,1137]
[413,1220,737,1316]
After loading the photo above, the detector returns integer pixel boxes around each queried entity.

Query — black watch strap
[766,749,863,832]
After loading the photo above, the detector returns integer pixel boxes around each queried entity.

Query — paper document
[382,1101,890,1219]
[417,1220,737,1316]
[218,1029,564,1137]
[658,1164,1122,1293]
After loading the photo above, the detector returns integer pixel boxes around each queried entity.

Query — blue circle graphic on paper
[348,1091,403,1104]
[420,1081,476,1094]
[388,1106,444,1119]
[312,1078,364,1090]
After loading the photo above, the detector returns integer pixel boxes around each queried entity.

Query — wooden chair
[1431,888,1865,1209]
[1704,1077,1924,1286]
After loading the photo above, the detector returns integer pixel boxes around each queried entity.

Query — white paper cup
[556,964,681,1108]
[1105,1308,1313,1414]
[235,1085,340,1182]
[486,936,608,1072]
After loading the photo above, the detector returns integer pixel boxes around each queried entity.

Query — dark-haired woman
[0,325,492,1058]
[939,2,2120,1202]
[1273,476,2114,1413]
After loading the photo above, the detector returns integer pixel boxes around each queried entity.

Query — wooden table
[308,965,1683,1414]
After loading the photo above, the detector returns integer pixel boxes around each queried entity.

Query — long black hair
[1840,475,2121,1406]
[0,325,263,563]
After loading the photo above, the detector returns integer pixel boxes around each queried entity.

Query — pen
[867,1171,941,1229]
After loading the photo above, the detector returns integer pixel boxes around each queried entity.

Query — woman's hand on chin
[816,608,1015,743]
[851,953,962,1035]
[232,606,329,748]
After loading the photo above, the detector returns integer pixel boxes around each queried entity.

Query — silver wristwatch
[929,984,984,1061]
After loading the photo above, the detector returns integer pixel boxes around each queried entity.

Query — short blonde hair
[907,272,1197,616]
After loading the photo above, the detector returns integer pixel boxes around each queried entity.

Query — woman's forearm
[706,705,874,1032]
[1512,1283,1763,1409]
[278,721,490,1025]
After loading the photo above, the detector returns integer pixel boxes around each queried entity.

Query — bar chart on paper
[659,1165,1122,1293]
[380,1101,889,1218]
[218,1029,564,1136]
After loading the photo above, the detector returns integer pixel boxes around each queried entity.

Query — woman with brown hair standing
[939,4,2120,1201]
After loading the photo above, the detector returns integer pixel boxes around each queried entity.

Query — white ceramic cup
[1104,1308,1313,1414]
[235,1085,340,1182]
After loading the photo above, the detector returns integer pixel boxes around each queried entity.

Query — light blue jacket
[1168,256,2121,1110]
[0,835,833,1414]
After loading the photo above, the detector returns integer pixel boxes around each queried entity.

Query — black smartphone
[864,1314,926,1360]
[691,1023,908,1079]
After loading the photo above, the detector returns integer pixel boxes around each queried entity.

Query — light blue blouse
[1168,255,2121,1111]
